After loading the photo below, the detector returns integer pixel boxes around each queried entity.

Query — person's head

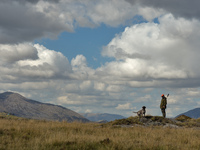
[161,94,164,97]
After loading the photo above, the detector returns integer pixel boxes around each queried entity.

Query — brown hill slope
[0,92,89,122]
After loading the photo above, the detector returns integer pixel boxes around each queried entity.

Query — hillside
[176,108,200,119]
[0,92,89,122]
[1,114,200,149]
[81,113,125,122]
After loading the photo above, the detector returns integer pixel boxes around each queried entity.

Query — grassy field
[0,113,200,150]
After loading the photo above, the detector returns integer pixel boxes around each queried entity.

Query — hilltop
[108,115,200,128]
[176,108,200,119]
[0,92,89,122]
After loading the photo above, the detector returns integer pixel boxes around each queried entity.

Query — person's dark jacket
[160,96,167,109]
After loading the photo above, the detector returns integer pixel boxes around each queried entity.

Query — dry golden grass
[0,114,200,150]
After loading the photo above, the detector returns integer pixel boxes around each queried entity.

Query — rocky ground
[110,115,200,129]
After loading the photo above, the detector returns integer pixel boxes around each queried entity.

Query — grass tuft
[175,115,192,122]
[110,116,142,125]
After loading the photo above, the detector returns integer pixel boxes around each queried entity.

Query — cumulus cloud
[86,0,138,26]
[0,42,199,117]
[0,1,72,44]
[0,43,72,82]
[1,0,199,45]
[0,0,139,44]
[71,55,87,68]
[0,43,38,64]
[101,14,200,86]
[1,0,200,117]
[71,55,96,80]
[116,103,133,110]
[126,0,200,20]
[57,95,84,105]
[137,6,165,21]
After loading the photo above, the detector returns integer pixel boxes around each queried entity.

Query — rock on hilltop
[0,92,89,122]
[109,115,200,128]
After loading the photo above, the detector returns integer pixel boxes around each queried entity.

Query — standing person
[160,94,168,118]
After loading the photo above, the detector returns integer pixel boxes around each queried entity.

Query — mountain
[81,113,126,122]
[175,108,200,119]
[0,92,89,122]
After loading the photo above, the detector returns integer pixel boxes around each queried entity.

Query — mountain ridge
[0,92,89,122]
[176,107,200,119]
[81,113,126,122]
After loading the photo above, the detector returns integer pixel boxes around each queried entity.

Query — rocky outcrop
[110,115,200,129]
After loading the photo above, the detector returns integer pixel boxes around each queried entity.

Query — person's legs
[161,108,166,118]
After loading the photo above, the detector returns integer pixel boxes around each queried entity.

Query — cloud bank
[126,0,200,20]
[0,0,200,117]
[0,0,138,44]
[102,14,200,82]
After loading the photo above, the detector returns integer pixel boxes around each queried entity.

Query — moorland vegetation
[0,113,200,150]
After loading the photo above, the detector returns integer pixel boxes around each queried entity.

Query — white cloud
[71,55,87,68]
[1,1,200,118]
[134,95,152,103]
[126,0,200,20]
[18,44,72,75]
[1,44,199,117]
[0,43,38,64]
[57,95,83,105]
[106,85,122,93]
[116,103,133,110]
[79,80,93,91]
[94,82,106,91]
[167,96,180,105]
[184,88,200,98]
[0,1,69,44]
[138,6,165,21]
[1,0,200,44]
[85,109,92,113]
[0,0,140,44]
[86,0,138,26]
[101,14,200,84]
[0,43,72,81]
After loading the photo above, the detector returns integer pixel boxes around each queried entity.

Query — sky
[1,0,200,118]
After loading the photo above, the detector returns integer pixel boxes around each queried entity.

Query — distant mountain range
[176,108,200,119]
[81,113,126,122]
[0,92,89,122]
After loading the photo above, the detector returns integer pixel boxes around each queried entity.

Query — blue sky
[35,24,125,68]
[1,0,200,118]
[36,15,147,69]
